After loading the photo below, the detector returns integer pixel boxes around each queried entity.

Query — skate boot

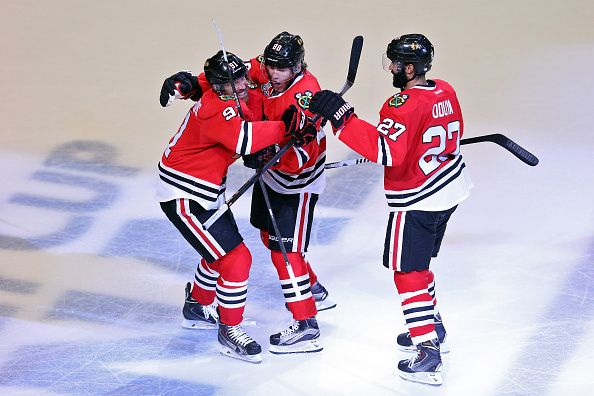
[397,312,449,353]
[269,317,323,354]
[311,281,337,311]
[218,323,262,363]
[397,338,443,386]
[181,282,218,329]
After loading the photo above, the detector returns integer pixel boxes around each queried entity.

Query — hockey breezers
[203,35,364,229]
[324,133,539,170]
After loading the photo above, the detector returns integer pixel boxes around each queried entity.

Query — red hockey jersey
[248,57,326,195]
[336,79,472,211]
[157,87,286,209]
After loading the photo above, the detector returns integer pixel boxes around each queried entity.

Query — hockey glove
[159,71,202,107]
[281,105,317,147]
[309,90,354,130]
[242,144,280,169]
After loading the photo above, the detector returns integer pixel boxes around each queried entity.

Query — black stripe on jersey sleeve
[239,122,249,155]
[379,136,388,166]
[297,148,309,165]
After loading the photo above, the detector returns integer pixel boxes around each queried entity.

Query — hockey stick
[324,133,539,169]
[203,35,364,229]
[257,178,302,295]
[459,134,539,166]
[212,20,245,119]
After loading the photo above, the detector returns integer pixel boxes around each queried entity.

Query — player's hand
[159,71,201,107]
[281,105,317,147]
[309,90,355,130]
[242,145,279,169]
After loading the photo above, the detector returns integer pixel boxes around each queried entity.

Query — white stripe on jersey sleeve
[236,122,246,154]
[236,121,254,155]
[245,122,253,154]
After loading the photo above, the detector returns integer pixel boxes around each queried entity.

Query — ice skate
[311,281,337,311]
[397,312,449,353]
[269,317,323,354]
[181,282,218,329]
[218,323,262,364]
[397,338,443,386]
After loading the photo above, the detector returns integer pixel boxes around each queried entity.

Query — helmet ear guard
[386,34,434,75]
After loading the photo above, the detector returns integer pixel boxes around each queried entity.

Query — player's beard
[392,69,409,90]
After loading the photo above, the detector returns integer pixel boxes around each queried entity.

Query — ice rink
[1,1,594,395]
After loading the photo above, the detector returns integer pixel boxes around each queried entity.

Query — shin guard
[271,251,317,320]
[394,270,437,344]
[216,243,252,326]
[192,258,219,305]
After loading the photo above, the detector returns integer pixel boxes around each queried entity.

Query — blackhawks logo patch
[295,91,313,110]
[388,93,409,108]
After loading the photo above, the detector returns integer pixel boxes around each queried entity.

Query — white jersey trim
[385,156,473,211]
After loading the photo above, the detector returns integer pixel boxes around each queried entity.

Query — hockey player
[159,32,334,355]
[309,34,473,385]
[242,32,328,354]
[158,50,316,363]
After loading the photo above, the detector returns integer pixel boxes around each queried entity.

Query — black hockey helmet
[204,50,247,87]
[263,32,305,69]
[386,34,434,74]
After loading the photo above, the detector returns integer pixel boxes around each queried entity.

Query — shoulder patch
[257,54,264,63]
[388,93,409,108]
[295,90,313,110]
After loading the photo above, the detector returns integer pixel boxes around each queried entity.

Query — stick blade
[498,135,540,166]
[461,133,539,166]
[347,36,364,85]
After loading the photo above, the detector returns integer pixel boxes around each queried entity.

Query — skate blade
[398,341,450,354]
[219,345,262,364]
[181,318,256,329]
[181,319,217,330]
[315,299,337,312]
[269,339,323,355]
[398,369,443,386]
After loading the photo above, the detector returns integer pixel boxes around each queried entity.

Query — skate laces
[407,347,421,368]
[203,303,218,320]
[228,325,254,346]
[280,320,301,337]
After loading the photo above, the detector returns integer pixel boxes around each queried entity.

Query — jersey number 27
[419,120,461,175]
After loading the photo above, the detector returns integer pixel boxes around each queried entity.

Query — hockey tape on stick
[203,35,364,229]
[324,157,371,169]
[460,133,539,166]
